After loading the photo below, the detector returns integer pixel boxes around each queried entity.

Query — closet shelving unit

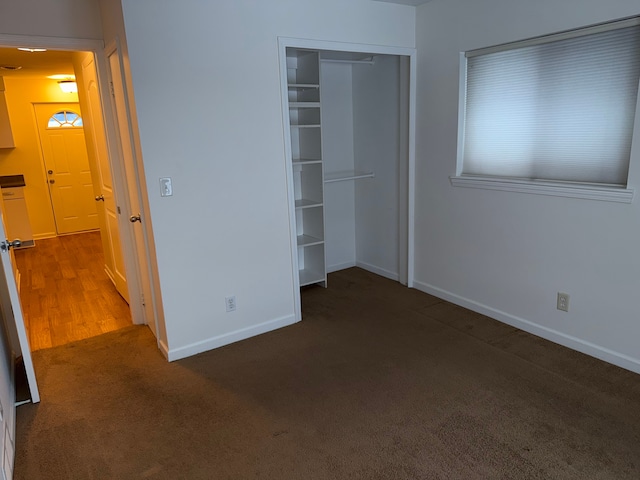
[287,49,327,287]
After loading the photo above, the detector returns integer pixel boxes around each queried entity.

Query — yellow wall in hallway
[0,77,79,238]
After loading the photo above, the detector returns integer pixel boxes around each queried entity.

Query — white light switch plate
[159,177,173,197]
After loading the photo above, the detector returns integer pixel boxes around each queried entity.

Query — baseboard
[413,280,640,375]
[356,261,399,282]
[33,233,56,241]
[327,261,356,273]
[166,314,298,362]
[158,339,169,360]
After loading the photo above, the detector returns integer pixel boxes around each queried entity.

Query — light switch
[159,177,173,197]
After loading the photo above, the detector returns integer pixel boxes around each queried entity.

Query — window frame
[452,17,640,204]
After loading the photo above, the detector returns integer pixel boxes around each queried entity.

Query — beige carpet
[14,268,640,479]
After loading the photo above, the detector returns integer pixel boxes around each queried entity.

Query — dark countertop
[0,175,25,188]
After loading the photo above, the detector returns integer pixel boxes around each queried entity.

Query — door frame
[0,34,161,346]
[277,37,417,321]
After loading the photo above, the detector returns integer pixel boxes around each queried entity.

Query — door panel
[81,55,129,302]
[34,104,99,235]
[0,210,39,404]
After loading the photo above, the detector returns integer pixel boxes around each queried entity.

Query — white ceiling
[373,0,432,6]
[0,48,75,78]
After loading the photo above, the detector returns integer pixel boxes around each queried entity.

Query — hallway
[14,232,131,350]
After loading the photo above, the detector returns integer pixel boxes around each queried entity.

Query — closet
[284,46,410,292]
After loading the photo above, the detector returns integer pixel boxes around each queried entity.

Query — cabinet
[286,49,327,287]
[0,78,15,149]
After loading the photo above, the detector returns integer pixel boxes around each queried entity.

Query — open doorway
[0,47,133,351]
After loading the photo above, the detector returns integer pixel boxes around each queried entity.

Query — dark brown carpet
[14,268,640,479]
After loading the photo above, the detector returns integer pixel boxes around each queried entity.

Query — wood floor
[14,231,131,351]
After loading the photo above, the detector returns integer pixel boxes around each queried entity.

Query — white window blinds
[462,21,640,186]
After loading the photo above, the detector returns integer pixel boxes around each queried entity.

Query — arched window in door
[47,110,84,128]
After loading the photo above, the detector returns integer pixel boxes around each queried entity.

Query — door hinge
[110,81,115,96]
[141,293,146,307]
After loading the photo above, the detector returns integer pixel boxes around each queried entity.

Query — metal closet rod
[320,57,375,65]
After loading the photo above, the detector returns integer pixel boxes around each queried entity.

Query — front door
[34,103,99,235]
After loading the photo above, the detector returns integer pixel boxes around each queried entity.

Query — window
[47,110,83,128]
[455,18,640,202]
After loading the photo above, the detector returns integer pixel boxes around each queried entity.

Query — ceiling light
[47,74,75,81]
[17,47,47,53]
[58,81,78,93]
[0,65,22,71]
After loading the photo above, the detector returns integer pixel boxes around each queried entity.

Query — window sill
[449,176,634,204]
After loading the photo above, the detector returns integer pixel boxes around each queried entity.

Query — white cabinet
[286,49,326,287]
[0,78,15,149]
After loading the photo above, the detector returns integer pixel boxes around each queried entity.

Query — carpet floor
[14,268,640,479]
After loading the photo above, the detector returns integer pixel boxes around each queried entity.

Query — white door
[0,212,39,404]
[108,48,158,338]
[34,104,99,235]
[81,54,129,302]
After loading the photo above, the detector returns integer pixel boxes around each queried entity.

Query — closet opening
[279,39,416,321]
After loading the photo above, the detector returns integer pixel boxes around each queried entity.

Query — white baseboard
[356,261,399,282]
[413,280,640,375]
[33,232,56,241]
[327,261,356,273]
[166,314,298,362]
[158,339,170,360]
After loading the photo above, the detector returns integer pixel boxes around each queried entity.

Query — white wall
[0,0,102,39]
[416,0,640,372]
[322,63,357,272]
[354,55,401,280]
[119,0,415,358]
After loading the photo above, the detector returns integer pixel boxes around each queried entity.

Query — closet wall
[321,54,406,281]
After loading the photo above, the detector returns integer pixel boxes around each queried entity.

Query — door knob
[1,239,22,251]
[129,214,141,223]
[47,170,53,175]
[49,179,55,184]
[95,195,105,201]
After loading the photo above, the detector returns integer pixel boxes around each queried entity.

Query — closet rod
[324,172,375,184]
[320,58,375,65]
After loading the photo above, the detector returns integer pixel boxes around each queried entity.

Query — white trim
[413,280,640,375]
[166,315,298,362]
[455,53,467,177]
[356,261,399,282]
[158,339,169,360]
[0,34,103,51]
[450,175,635,203]
[327,261,356,273]
[32,232,57,241]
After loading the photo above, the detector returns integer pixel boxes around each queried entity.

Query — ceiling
[0,48,76,78]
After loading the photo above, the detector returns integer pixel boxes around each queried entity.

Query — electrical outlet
[557,292,570,312]
[225,296,236,312]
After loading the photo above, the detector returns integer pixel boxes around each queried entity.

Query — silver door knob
[1,239,21,251]
[49,179,55,184]
[95,195,105,201]
[47,170,53,175]
[129,214,141,223]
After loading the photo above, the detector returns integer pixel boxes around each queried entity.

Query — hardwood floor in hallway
[14,231,131,351]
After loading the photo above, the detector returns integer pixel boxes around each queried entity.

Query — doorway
[0,34,158,403]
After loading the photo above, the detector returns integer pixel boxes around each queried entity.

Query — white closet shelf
[295,198,323,209]
[289,102,320,108]
[324,170,375,183]
[290,124,321,128]
[297,234,324,247]
[299,268,325,287]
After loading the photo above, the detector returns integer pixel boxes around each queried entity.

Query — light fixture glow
[58,81,78,94]
[47,74,76,81]
[17,47,47,53]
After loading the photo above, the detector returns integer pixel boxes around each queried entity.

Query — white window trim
[452,17,640,204]
[450,175,634,203]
